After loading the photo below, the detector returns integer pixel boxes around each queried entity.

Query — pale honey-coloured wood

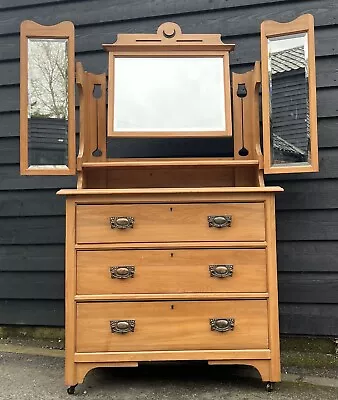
[75,293,269,301]
[76,249,267,295]
[86,165,236,190]
[76,203,266,244]
[65,198,77,385]
[74,349,271,363]
[83,159,262,190]
[57,19,283,387]
[232,62,264,187]
[61,182,282,380]
[233,63,261,164]
[76,62,107,172]
[58,187,283,197]
[83,158,259,168]
[223,52,233,137]
[76,300,268,353]
[19,19,285,390]
[103,22,234,51]
[265,195,281,382]
[257,170,265,188]
[75,241,267,250]
[20,20,75,176]
[63,189,281,386]
[261,14,318,174]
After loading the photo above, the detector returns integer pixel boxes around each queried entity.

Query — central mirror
[105,23,233,138]
[113,57,226,133]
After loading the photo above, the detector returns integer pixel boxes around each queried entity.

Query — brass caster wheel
[265,382,274,392]
[67,384,78,395]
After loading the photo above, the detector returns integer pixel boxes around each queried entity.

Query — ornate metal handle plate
[110,320,135,334]
[110,216,134,229]
[210,318,235,333]
[208,215,232,228]
[209,264,233,278]
[110,266,135,279]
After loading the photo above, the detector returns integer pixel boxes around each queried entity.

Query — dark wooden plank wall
[0,0,337,335]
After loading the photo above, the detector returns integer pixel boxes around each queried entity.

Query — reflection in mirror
[268,33,310,166]
[114,57,226,132]
[27,38,68,167]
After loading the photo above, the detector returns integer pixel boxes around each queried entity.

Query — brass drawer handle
[208,215,232,228]
[209,264,233,278]
[110,320,135,334]
[110,266,135,279]
[210,318,235,333]
[110,216,134,229]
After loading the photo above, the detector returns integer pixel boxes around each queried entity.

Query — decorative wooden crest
[103,22,234,52]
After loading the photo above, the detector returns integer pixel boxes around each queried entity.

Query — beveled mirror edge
[20,20,76,176]
[105,22,233,138]
[261,14,319,175]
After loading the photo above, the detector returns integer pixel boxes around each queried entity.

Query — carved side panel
[76,62,107,167]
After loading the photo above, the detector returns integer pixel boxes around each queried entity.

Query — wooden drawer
[76,249,267,294]
[76,203,265,244]
[76,300,268,352]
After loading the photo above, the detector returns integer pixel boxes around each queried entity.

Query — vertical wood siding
[0,0,337,335]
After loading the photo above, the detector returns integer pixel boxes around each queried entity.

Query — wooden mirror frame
[104,22,234,138]
[261,14,319,174]
[20,20,76,175]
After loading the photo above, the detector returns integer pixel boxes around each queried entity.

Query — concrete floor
[1,351,338,400]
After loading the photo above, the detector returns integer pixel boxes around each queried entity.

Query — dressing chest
[19,15,319,394]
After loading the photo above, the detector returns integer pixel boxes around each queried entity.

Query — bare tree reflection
[27,39,68,166]
[28,39,68,119]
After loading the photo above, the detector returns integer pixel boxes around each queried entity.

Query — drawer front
[76,203,265,244]
[77,249,267,294]
[76,300,268,352]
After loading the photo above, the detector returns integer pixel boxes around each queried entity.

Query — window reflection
[268,33,310,166]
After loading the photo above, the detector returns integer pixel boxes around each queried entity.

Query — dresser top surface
[57,186,283,196]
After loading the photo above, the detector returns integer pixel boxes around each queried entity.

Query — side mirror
[20,21,76,175]
[261,14,318,174]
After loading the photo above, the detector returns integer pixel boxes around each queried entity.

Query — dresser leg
[67,384,78,395]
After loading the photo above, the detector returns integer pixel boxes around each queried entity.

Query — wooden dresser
[19,17,319,395]
[57,33,284,392]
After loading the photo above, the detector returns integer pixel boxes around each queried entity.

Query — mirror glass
[27,38,68,168]
[268,33,310,166]
[114,57,226,132]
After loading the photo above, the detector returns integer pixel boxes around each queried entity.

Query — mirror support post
[233,62,262,163]
[76,62,107,172]
[232,62,264,186]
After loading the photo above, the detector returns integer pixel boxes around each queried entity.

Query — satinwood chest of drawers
[59,187,282,387]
